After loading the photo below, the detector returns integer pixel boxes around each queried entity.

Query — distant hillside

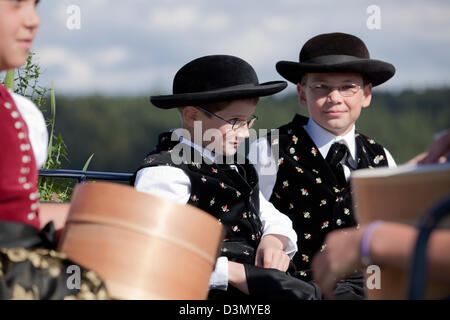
[43,88,450,172]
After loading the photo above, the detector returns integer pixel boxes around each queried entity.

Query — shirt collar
[178,133,217,163]
[303,118,356,161]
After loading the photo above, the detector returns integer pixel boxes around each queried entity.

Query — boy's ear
[361,83,373,109]
[181,106,199,128]
[297,83,308,107]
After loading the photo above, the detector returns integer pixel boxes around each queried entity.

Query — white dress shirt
[11,92,48,168]
[135,135,298,291]
[249,117,397,200]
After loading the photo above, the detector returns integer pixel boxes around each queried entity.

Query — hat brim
[150,81,287,109]
[276,59,395,87]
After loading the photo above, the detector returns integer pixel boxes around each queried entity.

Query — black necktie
[326,142,351,186]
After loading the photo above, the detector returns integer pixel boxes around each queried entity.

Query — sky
[20,0,450,96]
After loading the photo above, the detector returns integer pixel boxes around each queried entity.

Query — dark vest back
[133,132,262,265]
[268,115,389,279]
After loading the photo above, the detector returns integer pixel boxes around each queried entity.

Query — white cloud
[148,6,198,31]
[36,46,93,92]
[91,47,130,67]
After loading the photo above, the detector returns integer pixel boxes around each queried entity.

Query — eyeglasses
[196,106,258,131]
[306,83,362,97]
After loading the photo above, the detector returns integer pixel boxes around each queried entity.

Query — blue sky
[24,0,450,96]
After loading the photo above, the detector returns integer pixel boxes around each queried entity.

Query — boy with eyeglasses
[132,54,328,299]
[249,33,397,299]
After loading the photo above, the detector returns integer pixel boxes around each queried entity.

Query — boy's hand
[255,234,290,272]
[227,261,249,294]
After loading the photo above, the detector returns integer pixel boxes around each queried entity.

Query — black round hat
[151,55,287,109]
[276,33,395,87]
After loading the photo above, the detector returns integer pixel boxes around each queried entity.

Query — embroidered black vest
[268,115,389,279]
[132,132,263,265]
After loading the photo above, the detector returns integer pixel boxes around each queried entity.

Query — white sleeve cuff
[208,256,228,291]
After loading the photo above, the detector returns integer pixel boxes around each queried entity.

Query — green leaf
[4,70,15,91]
[82,154,95,171]
[47,82,56,160]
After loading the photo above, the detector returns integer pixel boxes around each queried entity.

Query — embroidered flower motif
[295,167,303,173]
[209,197,215,206]
[311,147,318,157]
[367,138,376,144]
[274,192,281,199]
[293,155,299,161]
[242,212,248,218]
[221,205,230,213]
[320,244,327,252]
[333,187,340,193]
[320,199,327,206]
[302,254,309,262]
[373,155,385,164]
[212,168,218,174]
[304,233,311,240]
[191,162,201,169]
[282,180,289,189]
[145,157,154,164]
[336,196,344,202]
[312,169,319,174]
[321,221,329,229]
[243,250,250,256]
[272,138,279,145]
[344,208,350,215]
[236,191,241,198]
[358,157,361,163]
[299,271,307,277]
[220,182,226,189]
[303,211,311,219]
[190,195,199,202]
[201,176,207,183]
[300,188,309,196]
[278,157,284,166]
[315,177,322,184]
[232,225,240,232]
[292,135,298,144]
[289,203,294,210]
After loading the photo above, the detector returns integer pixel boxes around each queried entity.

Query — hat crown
[173,55,259,94]
[300,32,370,62]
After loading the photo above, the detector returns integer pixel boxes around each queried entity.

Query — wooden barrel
[351,163,450,299]
[57,182,225,300]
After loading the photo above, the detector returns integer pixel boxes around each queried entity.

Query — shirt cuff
[261,229,298,259]
[208,256,228,291]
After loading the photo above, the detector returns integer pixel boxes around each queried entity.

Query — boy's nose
[237,126,250,140]
[24,4,41,30]
[327,88,343,104]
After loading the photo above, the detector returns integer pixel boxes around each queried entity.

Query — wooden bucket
[58,182,225,300]
[351,163,450,299]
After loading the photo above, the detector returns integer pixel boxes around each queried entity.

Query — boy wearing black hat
[249,33,397,299]
[133,55,325,299]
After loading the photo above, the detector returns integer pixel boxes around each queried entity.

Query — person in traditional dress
[0,0,108,300]
[133,54,329,299]
[248,32,397,299]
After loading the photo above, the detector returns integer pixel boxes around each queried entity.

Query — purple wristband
[360,220,384,266]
